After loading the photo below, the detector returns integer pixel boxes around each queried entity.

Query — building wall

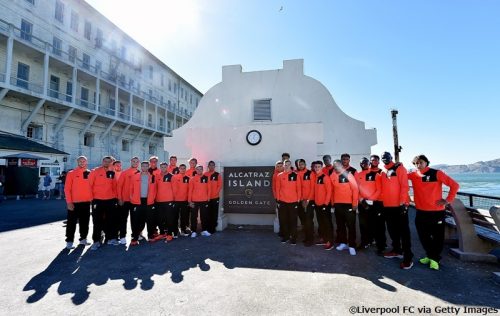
[0,0,203,169]
[165,59,377,167]
[164,59,377,227]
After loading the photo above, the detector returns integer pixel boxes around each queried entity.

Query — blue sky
[86,0,500,165]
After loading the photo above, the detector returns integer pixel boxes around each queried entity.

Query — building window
[96,28,103,48]
[173,83,177,93]
[68,46,76,63]
[84,20,91,40]
[167,120,171,131]
[168,80,171,91]
[95,60,101,71]
[148,113,153,127]
[27,124,42,140]
[55,0,64,23]
[52,37,62,56]
[82,53,90,70]
[253,99,272,121]
[83,132,94,147]
[149,144,156,155]
[49,75,59,98]
[80,87,89,107]
[66,81,72,102]
[70,11,79,32]
[159,117,164,130]
[148,65,153,80]
[122,139,130,152]
[190,94,193,104]
[16,62,30,88]
[121,46,127,59]
[20,19,33,41]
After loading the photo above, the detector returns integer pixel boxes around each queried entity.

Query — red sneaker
[383,251,403,259]
[324,241,334,251]
[400,261,414,270]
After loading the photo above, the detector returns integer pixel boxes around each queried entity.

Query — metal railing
[132,116,143,125]
[10,76,43,94]
[47,88,72,103]
[76,98,96,111]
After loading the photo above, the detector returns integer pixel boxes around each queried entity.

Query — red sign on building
[20,158,37,167]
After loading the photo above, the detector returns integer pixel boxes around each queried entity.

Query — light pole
[391,109,402,163]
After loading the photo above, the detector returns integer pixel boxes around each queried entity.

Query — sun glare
[88,0,201,44]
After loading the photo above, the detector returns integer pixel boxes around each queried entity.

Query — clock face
[246,130,262,145]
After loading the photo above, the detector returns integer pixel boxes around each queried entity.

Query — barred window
[253,99,272,121]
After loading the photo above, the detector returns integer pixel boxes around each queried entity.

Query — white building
[0,0,203,177]
[165,59,377,227]
[165,59,377,166]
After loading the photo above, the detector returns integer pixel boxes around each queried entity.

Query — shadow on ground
[23,217,500,307]
[0,199,66,232]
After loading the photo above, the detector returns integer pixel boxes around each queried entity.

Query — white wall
[165,59,377,167]
[164,59,377,228]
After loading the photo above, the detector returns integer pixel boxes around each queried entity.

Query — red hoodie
[89,166,117,200]
[380,162,410,207]
[276,171,302,203]
[355,169,382,201]
[65,167,92,203]
[330,171,359,207]
[408,167,459,211]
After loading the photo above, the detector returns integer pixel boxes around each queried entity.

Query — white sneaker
[66,242,74,249]
[90,242,101,251]
[349,247,357,256]
[336,243,348,251]
[138,234,145,241]
[201,230,211,237]
[190,232,197,238]
[79,239,90,246]
[119,237,127,245]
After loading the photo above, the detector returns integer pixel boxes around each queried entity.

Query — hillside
[433,158,500,173]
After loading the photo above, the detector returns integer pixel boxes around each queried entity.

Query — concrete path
[0,199,499,315]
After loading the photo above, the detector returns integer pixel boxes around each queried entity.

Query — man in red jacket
[117,156,140,244]
[130,161,157,245]
[276,159,302,245]
[188,165,211,237]
[380,151,414,269]
[89,156,118,250]
[64,156,92,249]
[409,154,459,270]
[173,164,191,236]
[187,158,198,177]
[330,160,359,255]
[311,161,333,249]
[204,161,222,234]
[156,162,176,239]
[167,156,180,175]
[355,157,382,249]
[297,159,315,245]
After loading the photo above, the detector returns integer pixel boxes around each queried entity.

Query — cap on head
[381,152,392,164]
[360,157,369,166]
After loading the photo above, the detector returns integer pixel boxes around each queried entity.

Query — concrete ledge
[226,213,275,226]
[449,248,498,263]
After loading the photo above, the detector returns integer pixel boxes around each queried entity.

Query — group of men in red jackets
[64,155,222,250]
[273,152,459,271]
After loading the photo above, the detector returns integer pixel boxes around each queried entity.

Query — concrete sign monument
[164,59,377,229]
